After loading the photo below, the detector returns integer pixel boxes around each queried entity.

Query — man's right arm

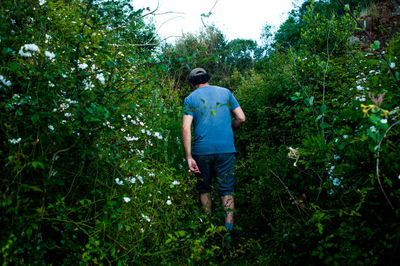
[182,115,201,173]
[231,106,246,130]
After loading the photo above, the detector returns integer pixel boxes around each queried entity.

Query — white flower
[139,122,144,126]
[78,63,88,70]
[370,126,377,132]
[123,197,131,203]
[390,62,396,69]
[343,135,348,139]
[115,178,124,185]
[172,180,180,185]
[146,130,151,136]
[19,44,40,57]
[39,0,46,6]
[381,119,387,124]
[141,214,151,222]
[0,75,12,86]
[48,125,54,131]
[9,138,21,144]
[96,73,105,84]
[141,228,144,233]
[83,79,94,91]
[332,178,341,186]
[137,175,143,184]
[128,177,136,184]
[124,135,139,141]
[166,200,172,205]
[154,132,163,139]
[121,128,126,132]
[44,51,55,60]
[141,129,145,134]
[59,103,69,111]
[64,113,72,117]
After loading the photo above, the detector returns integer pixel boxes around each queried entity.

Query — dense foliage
[1,0,399,264]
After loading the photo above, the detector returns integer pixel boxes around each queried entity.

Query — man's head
[188,68,211,87]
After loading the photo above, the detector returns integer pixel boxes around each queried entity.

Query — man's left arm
[231,106,246,130]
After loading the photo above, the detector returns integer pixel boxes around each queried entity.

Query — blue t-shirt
[182,85,240,155]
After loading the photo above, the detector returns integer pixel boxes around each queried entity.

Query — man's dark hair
[188,73,211,86]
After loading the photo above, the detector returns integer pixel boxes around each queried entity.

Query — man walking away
[182,67,245,238]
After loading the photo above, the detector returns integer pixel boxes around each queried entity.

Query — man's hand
[187,158,201,174]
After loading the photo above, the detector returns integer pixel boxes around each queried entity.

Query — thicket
[1,0,399,264]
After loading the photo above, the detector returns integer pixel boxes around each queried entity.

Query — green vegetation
[1,0,399,264]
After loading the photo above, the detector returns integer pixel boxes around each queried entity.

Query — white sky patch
[132,0,304,44]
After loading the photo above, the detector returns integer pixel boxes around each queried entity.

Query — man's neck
[194,83,209,89]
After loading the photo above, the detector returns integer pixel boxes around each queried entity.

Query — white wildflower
[166,200,172,205]
[141,214,151,222]
[128,177,136,184]
[172,180,180,185]
[146,130,151,136]
[64,113,72,117]
[121,128,126,132]
[115,178,124,185]
[154,132,162,139]
[137,175,143,184]
[19,43,40,57]
[59,103,69,111]
[141,129,145,134]
[96,73,105,84]
[44,51,55,60]
[9,138,21,144]
[125,135,138,141]
[123,197,131,203]
[370,126,377,132]
[141,228,144,233]
[48,125,54,131]
[381,119,387,124]
[390,62,396,69]
[78,63,88,70]
[0,75,12,86]
[332,178,341,186]
[39,0,46,6]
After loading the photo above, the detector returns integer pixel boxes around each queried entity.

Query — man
[182,67,245,235]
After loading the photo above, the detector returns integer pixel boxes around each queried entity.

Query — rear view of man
[182,67,245,237]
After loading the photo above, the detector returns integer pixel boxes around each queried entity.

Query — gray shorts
[193,153,236,196]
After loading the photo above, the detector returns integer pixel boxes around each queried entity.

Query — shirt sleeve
[182,97,193,116]
[229,91,240,111]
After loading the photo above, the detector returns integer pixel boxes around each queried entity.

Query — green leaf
[31,113,40,124]
[344,4,350,11]
[304,96,314,106]
[320,122,332,129]
[211,109,216,117]
[370,40,380,50]
[320,104,327,114]
[32,161,45,169]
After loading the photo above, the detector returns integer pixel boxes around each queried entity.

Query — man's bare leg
[221,195,234,225]
[200,193,212,213]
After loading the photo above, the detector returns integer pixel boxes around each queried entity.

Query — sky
[132,0,304,44]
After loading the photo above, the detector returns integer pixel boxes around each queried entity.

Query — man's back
[183,85,239,155]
